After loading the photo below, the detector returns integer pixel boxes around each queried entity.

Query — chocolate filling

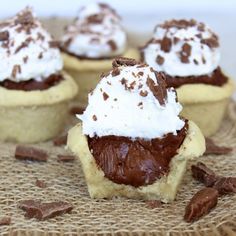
[88,121,188,187]
[0,74,64,91]
[165,67,228,88]
[61,48,121,60]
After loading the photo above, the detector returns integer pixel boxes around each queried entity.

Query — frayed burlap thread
[0,103,236,236]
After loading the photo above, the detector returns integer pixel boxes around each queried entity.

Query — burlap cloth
[0,103,236,236]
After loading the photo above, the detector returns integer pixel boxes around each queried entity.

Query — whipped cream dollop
[61,3,127,59]
[79,57,185,139]
[0,7,62,82]
[142,19,220,77]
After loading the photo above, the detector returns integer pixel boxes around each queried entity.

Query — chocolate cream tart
[60,2,139,108]
[0,8,78,143]
[67,57,205,202]
[141,19,234,137]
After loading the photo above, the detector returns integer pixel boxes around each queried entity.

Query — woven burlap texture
[0,103,236,236]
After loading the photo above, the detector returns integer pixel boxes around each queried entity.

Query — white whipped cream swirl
[79,60,184,139]
[0,7,62,82]
[61,3,127,59]
[142,19,220,77]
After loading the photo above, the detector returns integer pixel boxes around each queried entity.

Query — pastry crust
[0,72,78,107]
[177,78,234,104]
[0,72,78,143]
[62,48,140,71]
[177,78,234,137]
[67,121,205,203]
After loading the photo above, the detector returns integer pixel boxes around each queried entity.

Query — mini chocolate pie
[0,8,78,143]
[60,2,139,107]
[141,19,234,137]
[67,57,205,202]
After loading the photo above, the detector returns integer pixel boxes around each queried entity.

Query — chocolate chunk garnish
[173,37,180,44]
[11,65,21,78]
[160,37,172,53]
[213,177,236,195]
[191,162,218,187]
[0,217,11,226]
[103,92,109,101]
[49,40,60,48]
[156,55,164,65]
[111,67,120,77]
[53,134,67,146]
[15,146,48,162]
[107,40,117,51]
[35,179,47,188]
[184,188,218,223]
[112,57,138,68]
[57,155,75,162]
[70,106,85,115]
[92,115,97,121]
[18,200,73,220]
[145,200,162,209]
[0,30,9,41]
[205,138,232,155]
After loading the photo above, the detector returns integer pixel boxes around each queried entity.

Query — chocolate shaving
[201,37,219,48]
[205,138,232,155]
[18,200,73,220]
[213,177,236,195]
[35,179,47,188]
[38,52,43,59]
[103,92,109,101]
[184,187,218,223]
[87,14,104,24]
[49,40,60,48]
[173,37,180,44]
[111,67,120,77]
[57,155,75,162]
[92,115,97,121]
[160,19,197,29]
[145,200,162,209]
[112,57,138,68]
[0,30,9,41]
[107,40,117,51]
[191,162,218,187]
[139,90,148,97]
[182,43,192,56]
[160,37,172,53]
[15,146,48,162]
[53,134,67,146]
[0,217,11,226]
[138,71,144,76]
[15,9,34,26]
[70,106,85,115]
[23,56,28,63]
[15,37,32,54]
[193,59,198,65]
[11,65,21,78]
[156,55,164,65]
